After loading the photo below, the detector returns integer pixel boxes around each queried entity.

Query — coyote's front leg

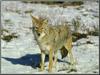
[53,50,58,70]
[48,48,53,72]
[40,51,45,71]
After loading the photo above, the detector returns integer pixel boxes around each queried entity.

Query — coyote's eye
[35,27,38,30]
[41,28,43,30]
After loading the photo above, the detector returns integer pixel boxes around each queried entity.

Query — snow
[1,1,99,74]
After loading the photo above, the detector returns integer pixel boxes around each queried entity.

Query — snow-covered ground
[1,1,99,74]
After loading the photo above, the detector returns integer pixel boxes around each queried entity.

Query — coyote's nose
[37,33,40,36]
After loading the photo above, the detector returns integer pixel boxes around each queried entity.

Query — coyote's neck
[32,27,41,47]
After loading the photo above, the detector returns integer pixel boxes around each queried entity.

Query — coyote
[30,14,76,72]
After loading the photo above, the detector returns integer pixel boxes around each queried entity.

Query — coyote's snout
[30,14,77,72]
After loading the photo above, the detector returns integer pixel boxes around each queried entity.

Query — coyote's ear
[43,19,48,24]
[30,13,39,27]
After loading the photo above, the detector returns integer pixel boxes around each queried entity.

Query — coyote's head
[30,14,48,35]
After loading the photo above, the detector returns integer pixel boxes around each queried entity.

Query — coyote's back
[38,24,72,53]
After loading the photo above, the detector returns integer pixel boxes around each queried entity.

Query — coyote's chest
[37,32,53,54]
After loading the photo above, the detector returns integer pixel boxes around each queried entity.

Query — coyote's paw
[67,64,77,73]
[39,64,45,72]
[39,67,45,72]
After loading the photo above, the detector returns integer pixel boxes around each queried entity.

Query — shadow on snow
[2,53,70,69]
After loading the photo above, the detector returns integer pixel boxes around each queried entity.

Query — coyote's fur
[30,14,76,72]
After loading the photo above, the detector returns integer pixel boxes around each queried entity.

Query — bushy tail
[60,46,68,59]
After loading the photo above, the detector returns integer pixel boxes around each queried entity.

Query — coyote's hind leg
[64,36,77,72]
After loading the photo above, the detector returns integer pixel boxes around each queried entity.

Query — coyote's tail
[60,46,68,59]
